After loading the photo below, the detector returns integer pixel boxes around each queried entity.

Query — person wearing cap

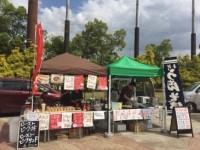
[119,81,136,106]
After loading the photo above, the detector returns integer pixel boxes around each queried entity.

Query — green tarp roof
[108,56,162,77]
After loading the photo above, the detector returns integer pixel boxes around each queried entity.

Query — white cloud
[10,0,28,10]
[10,0,200,56]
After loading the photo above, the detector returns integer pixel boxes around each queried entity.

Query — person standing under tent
[119,81,136,106]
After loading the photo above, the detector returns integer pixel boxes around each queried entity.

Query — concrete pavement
[0,113,200,150]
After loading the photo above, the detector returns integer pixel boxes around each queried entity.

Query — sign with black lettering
[17,121,39,149]
[163,57,185,111]
[170,107,193,137]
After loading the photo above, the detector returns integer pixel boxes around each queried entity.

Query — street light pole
[134,0,140,58]
[64,0,70,52]
[191,0,196,59]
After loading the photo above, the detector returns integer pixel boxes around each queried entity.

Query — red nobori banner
[97,77,108,90]
[72,112,83,128]
[49,113,62,130]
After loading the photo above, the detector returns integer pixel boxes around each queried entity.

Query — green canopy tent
[108,56,162,77]
[105,56,163,136]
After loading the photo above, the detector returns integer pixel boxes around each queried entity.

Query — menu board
[17,121,39,149]
[175,107,191,130]
[64,75,75,90]
[170,107,193,137]
[49,113,62,129]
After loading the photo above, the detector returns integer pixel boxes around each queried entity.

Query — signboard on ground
[17,121,39,149]
[170,107,193,137]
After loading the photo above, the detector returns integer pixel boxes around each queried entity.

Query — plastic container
[9,117,20,143]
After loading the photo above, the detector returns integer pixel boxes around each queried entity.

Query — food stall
[106,56,163,135]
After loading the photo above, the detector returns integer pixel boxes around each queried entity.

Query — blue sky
[40,0,86,13]
[10,0,200,56]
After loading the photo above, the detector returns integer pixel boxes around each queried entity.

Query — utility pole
[27,0,38,45]
[191,0,196,59]
[64,0,70,52]
[134,0,140,58]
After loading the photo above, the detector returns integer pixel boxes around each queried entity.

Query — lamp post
[134,0,139,58]
[191,0,196,59]
[64,0,70,52]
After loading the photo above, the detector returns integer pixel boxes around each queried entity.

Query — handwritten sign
[175,107,191,130]
[38,113,50,130]
[94,111,105,120]
[170,107,193,137]
[113,109,144,121]
[83,112,93,127]
[87,75,97,89]
[62,112,72,128]
[26,112,39,121]
[17,121,39,149]
[64,75,74,90]
[49,113,62,129]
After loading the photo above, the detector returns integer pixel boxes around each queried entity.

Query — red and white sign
[97,77,108,90]
[49,113,62,129]
[74,75,84,90]
[72,112,83,128]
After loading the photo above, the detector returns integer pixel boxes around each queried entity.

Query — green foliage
[0,0,27,54]
[0,54,13,77]
[0,47,34,78]
[178,55,200,88]
[70,18,126,65]
[137,39,172,88]
[44,36,65,59]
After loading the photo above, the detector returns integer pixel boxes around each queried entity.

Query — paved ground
[0,113,200,150]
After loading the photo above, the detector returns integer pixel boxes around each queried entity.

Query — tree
[0,54,13,77]
[44,36,65,59]
[137,44,156,65]
[0,0,27,54]
[70,18,126,65]
[155,39,172,66]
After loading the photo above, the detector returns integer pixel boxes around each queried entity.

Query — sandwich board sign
[170,107,193,137]
[17,120,39,149]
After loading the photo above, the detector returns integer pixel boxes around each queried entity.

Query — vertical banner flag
[97,77,108,90]
[163,57,185,110]
[32,23,44,94]
[87,75,97,89]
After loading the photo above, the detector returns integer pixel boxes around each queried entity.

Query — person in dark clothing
[60,90,83,107]
[119,81,136,105]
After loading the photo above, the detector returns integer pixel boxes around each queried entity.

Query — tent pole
[105,75,113,137]
[162,71,167,133]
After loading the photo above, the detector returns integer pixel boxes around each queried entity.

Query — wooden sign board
[170,107,193,137]
[17,121,39,149]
